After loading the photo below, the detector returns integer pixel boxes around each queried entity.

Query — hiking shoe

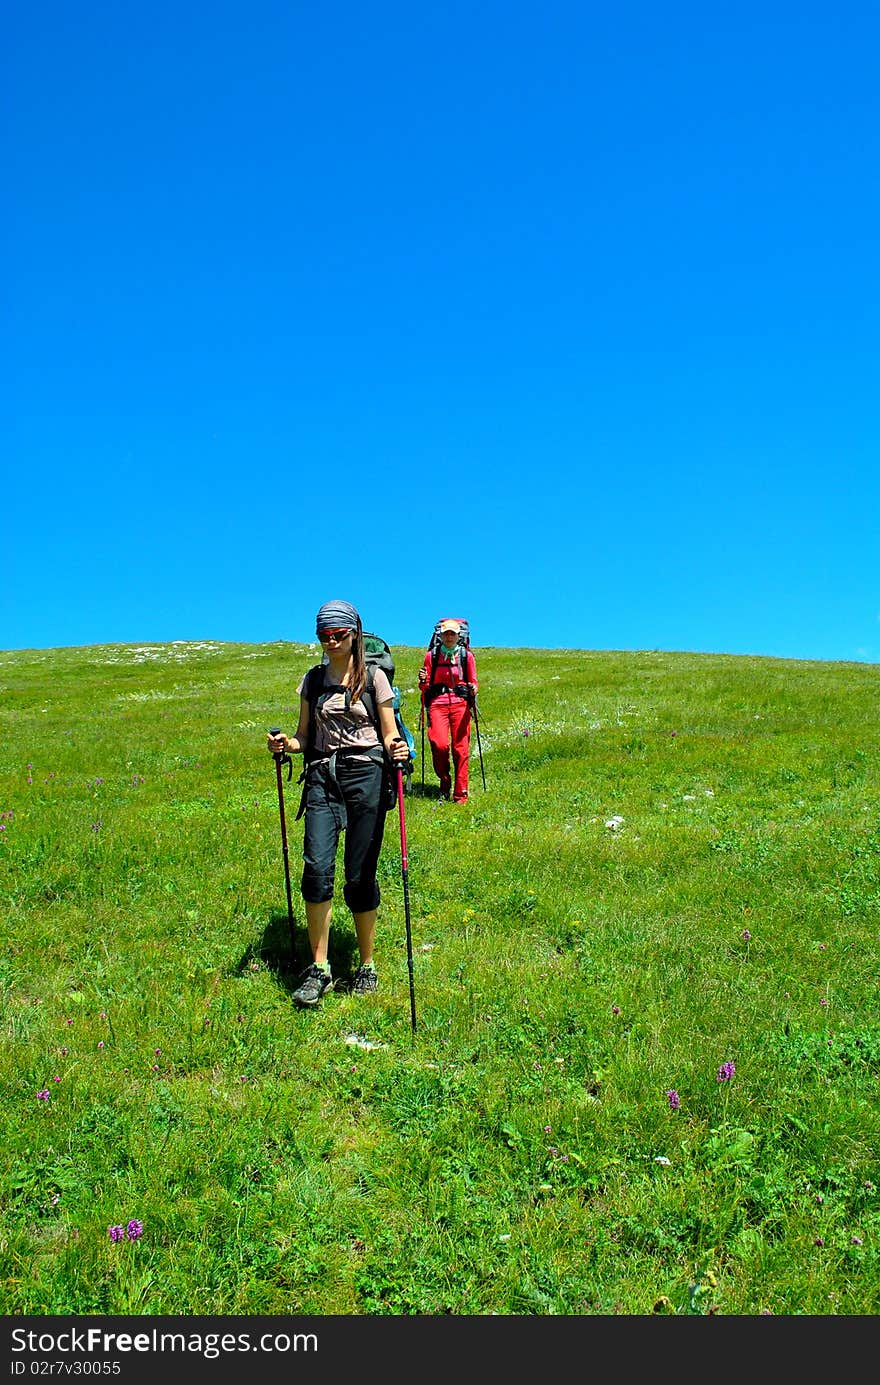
[293,963,334,1007]
[351,964,378,995]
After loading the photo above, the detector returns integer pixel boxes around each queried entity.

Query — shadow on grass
[407,778,489,800]
[235,912,362,996]
[408,779,446,800]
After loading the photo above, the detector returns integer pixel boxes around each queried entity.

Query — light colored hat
[438,619,460,634]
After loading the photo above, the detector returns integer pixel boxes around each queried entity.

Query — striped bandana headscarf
[315,599,361,635]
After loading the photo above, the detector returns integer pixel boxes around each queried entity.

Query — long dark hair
[348,617,367,705]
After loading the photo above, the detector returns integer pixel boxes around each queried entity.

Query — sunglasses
[317,628,354,643]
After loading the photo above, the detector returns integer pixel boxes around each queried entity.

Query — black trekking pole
[469,692,487,790]
[268,728,297,968]
[395,758,417,1033]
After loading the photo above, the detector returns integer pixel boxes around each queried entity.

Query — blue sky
[4,2,879,662]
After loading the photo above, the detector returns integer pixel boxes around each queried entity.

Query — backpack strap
[304,664,384,747]
[360,664,380,737]
[297,659,349,781]
[428,641,465,686]
[428,638,460,682]
[301,664,323,762]
[296,664,392,819]
[295,664,322,819]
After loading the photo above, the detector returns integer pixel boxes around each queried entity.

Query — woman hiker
[418,618,479,803]
[267,599,410,1007]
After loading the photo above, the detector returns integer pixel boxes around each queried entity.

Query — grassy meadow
[1,637,879,1316]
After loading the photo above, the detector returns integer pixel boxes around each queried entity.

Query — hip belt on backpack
[425,683,471,706]
[425,683,471,705]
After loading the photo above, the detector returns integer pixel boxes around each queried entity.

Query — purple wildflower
[108,1225,124,1242]
[612,1005,621,1015]
[741,929,751,941]
[717,1061,736,1083]
[819,997,828,1007]
[126,1219,144,1241]
[667,1089,681,1111]
[36,1088,50,1101]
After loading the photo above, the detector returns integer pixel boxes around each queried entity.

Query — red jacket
[420,644,478,701]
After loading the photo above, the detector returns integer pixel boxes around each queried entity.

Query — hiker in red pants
[418,619,479,803]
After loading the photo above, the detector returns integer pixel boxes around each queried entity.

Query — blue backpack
[362,632,417,776]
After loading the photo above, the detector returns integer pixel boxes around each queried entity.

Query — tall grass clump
[1,638,879,1315]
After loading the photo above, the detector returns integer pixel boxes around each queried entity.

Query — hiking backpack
[302,630,416,792]
[362,632,417,779]
[425,618,473,694]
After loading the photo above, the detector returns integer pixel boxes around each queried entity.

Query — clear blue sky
[4,2,878,662]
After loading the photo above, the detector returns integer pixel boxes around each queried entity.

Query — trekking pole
[419,690,426,790]
[395,757,417,1033]
[470,693,487,790]
[268,728,297,967]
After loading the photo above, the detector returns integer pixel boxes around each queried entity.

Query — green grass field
[1,638,879,1315]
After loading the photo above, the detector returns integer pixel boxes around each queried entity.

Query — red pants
[427,694,471,801]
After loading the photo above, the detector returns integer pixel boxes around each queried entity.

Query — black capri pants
[300,752,388,913]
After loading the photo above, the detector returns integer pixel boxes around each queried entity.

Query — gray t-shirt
[297,666,394,756]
